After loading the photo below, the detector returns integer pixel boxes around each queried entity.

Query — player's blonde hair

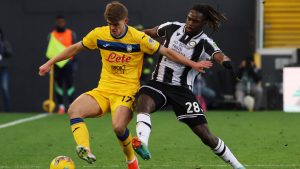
[104,1,128,23]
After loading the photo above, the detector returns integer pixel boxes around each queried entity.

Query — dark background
[0,0,255,112]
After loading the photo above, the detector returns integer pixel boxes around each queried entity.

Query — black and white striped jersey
[151,21,222,91]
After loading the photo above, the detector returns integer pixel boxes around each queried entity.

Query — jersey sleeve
[82,28,98,50]
[139,33,160,55]
[204,38,222,57]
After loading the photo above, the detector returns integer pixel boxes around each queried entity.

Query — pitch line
[0,114,49,129]
[0,164,299,168]
[78,164,300,168]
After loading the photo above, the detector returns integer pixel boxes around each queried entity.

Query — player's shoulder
[198,32,213,41]
[128,25,143,35]
[127,25,146,41]
[84,26,110,39]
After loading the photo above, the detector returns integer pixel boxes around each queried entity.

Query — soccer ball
[50,156,75,169]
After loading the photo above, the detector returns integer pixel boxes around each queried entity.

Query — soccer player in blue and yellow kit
[39,1,212,169]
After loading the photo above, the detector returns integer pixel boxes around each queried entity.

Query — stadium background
[0,0,255,112]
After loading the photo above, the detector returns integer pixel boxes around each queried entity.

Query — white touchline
[0,114,49,129]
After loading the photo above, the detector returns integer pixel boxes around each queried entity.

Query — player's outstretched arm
[143,26,159,38]
[213,52,240,80]
[158,46,213,73]
[39,41,85,76]
[213,52,231,65]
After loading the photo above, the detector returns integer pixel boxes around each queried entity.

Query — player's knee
[67,104,81,119]
[136,94,156,113]
[112,123,126,136]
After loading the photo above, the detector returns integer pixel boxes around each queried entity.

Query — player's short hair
[191,4,227,31]
[104,1,128,23]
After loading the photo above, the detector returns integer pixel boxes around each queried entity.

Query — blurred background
[0,0,299,113]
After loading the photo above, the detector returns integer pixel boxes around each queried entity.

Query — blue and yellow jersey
[82,25,160,95]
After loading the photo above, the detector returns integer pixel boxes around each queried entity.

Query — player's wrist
[190,61,197,69]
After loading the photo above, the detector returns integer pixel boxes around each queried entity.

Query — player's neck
[111,25,128,39]
[185,28,203,37]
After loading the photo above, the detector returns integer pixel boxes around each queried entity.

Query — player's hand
[39,63,51,76]
[192,60,213,73]
[222,60,241,81]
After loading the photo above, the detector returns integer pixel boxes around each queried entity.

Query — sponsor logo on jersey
[111,65,126,74]
[105,52,132,63]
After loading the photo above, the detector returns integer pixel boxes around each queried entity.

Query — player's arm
[213,52,234,71]
[143,26,159,38]
[159,46,212,73]
[213,52,231,68]
[39,42,85,76]
[203,38,236,74]
[213,52,240,80]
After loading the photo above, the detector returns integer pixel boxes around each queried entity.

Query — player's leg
[191,124,245,169]
[111,105,139,169]
[54,65,65,113]
[133,83,167,160]
[68,94,104,164]
[169,87,245,169]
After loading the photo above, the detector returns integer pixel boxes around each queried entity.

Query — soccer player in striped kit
[133,4,245,169]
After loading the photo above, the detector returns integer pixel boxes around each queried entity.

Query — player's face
[185,10,205,35]
[56,18,66,29]
[107,18,128,37]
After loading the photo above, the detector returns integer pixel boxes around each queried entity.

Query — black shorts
[138,80,207,127]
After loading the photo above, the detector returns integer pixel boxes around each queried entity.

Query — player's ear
[124,18,128,24]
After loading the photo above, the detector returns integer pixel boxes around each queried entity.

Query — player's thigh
[68,94,103,118]
[168,86,207,128]
[137,82,167,113]
[136,94,156,113]
[110,93,135,130]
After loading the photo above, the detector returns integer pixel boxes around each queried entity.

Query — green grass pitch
[0,111,300,169]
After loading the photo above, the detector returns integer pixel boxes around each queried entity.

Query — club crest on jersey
[187,40,197,48]
[126,45,132,52]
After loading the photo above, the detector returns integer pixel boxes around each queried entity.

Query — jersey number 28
[185,102,201,113]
